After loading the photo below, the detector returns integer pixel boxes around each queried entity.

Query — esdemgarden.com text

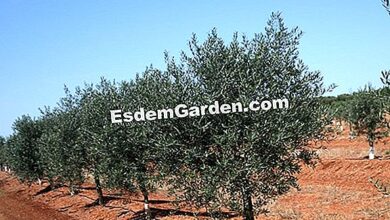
[110,98,289,123]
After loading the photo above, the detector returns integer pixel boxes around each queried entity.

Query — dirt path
[0,177,73,220]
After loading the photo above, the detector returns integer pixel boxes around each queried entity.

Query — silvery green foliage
[2,12,337,220]
[163,12,333,219]
[37,88,86,193]
[76,78,122,204]
[115,69,177,219]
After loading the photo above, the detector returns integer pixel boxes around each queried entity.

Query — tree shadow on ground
[84,195,125,208]
[34,183,63,196]
[77,186,96,190]
[131,199,172,205]
[346,155,386,160]
[130,207,239,220]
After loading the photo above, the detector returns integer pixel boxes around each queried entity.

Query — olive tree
[164,13,333,220]
[38,89,86,195]
[37,107,62,186]
[348,84,389,160]
[108,68,182,220]
[0,136,6,171]
[7,115,45,184]
[76,78,123,205]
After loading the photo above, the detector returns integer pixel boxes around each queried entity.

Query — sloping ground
[0,175,73,220]
[263,159,390,219]
[0,134,389,220]
[261,134,390,219]
[0,173,216,220]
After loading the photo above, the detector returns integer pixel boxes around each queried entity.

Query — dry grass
[272,207,301,219]
[262,179,390,220]
[316,147,366,159]
[315,213,347,220]
[358,205,390,219]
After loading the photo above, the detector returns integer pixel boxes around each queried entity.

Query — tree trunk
[348,123,354,139]
[69,183,77,196]
[369,142,375,160]
[140,184,151,220]
[48,177,54,190]
[242,186,255,220]
[94,175,104,205]
[37,178,42,186]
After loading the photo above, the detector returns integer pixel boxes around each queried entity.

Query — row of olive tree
[1,13,332,220]
[324,71,390,159]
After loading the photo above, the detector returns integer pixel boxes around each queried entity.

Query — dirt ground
[0,176,73,220]
[0,130,389,220]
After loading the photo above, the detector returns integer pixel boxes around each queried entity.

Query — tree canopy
[2,12,339,220]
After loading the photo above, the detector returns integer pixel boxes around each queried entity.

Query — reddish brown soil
[0,175,73,220]
[260,131,390,220]
[0,130,389,219]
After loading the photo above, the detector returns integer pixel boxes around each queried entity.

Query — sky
[1,0,389,136]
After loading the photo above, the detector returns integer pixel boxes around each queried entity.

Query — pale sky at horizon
[1,0,389,136]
